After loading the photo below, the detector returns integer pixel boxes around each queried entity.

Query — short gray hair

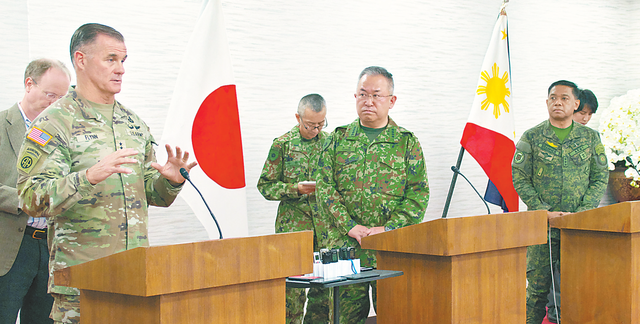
[358,66,394,94]
[24,58,71,85]
[70,23,125,67]
[297,94,326,116]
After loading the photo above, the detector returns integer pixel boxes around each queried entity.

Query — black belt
[25,226,46,240]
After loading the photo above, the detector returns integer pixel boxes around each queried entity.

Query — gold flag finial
[500,1,509,15]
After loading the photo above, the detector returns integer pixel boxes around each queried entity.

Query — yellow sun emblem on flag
[477,62,510,119]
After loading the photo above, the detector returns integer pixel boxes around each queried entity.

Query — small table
[286,270,403,324]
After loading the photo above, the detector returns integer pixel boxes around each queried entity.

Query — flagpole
[442,146,465,218]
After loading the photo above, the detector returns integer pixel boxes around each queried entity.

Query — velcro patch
[515,141,532,153]
[26,127,52,147]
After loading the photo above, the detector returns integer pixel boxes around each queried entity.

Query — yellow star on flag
[476,63,510,119]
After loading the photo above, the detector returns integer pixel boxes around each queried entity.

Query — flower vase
[608,166,640,202]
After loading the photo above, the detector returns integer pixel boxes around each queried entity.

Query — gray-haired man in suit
[0,59,71,324]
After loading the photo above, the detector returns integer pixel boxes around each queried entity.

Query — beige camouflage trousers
[51,293,80,324]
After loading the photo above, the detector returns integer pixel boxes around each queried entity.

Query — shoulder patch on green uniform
[595,143,605,155]
[268,147,279,161]
[514,151,525,164]
[17,146,44,174]
[597,154,607,167]
[515,140,532,153]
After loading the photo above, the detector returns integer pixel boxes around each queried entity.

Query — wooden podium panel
[550,201,640,323]
[362,211,547,323]
[80,278,283,323]
[54,231,313,323]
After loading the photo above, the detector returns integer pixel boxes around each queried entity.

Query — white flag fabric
[466,12,515,140]
[160,0,248,238]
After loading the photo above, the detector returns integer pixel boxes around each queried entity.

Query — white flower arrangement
[599,88,640,187]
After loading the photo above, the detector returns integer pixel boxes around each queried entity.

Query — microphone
[450,166,491,215]
[180,168,223,239]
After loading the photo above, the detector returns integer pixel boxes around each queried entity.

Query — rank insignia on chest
[27,127,52,147]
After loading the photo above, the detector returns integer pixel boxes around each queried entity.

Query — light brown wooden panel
[561,229,640,323]
[159,279,284,323]
[450,248,525,323]
[79,279,285,323]
[376,247,526,323]
[363,211,546,256]
[550,200,640,233]
[55,231,313,296]
[81,290,161,324]
[376,251,452,323]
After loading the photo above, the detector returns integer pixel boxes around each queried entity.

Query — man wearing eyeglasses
[317,66,430,323]
[258,93,330,324]
[0,59,71,324]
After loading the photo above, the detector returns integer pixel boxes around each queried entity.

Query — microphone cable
[548,225,560,323]
[180,168,223,239]
[450,166,491,214]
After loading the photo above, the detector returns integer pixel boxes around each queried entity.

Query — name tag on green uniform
[73,133,106,142]
[126,129,146,137]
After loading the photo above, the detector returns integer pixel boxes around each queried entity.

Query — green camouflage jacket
[512,120,608,220]
[316,118,429,240]
[16,89,182,294]
[257,126,327,239]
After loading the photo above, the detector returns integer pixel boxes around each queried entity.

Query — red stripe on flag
[192,84,246,189]
[460,122,519,212]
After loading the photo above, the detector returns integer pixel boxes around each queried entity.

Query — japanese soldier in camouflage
[317,66,430,324]
[257,94,330,323]
[512,80,608,324]
[16,23,197,324]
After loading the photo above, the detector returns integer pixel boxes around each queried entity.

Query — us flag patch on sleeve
[27,127,52,147]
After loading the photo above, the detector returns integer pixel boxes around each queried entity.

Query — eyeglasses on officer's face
[301,118,328,131]
[32,79,64,101]
[355,92,393,102]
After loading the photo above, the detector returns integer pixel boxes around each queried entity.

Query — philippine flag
[459,8,519,213]
[160,0,248,238]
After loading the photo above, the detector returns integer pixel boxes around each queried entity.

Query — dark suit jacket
[0,104,30,276]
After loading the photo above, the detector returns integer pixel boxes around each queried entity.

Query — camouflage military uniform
[16,88,183,323]
[257,126,330,324]
[317,118,429,324]
[512,120,608,324]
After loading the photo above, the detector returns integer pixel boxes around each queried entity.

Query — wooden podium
[361,211,547,323]
[550,201,640,323]
[53,231,313,323]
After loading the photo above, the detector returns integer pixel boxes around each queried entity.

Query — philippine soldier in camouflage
[257,94,330,324]
[317,67,429,324]
[16,23,197,324]
[512,80,608,324]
